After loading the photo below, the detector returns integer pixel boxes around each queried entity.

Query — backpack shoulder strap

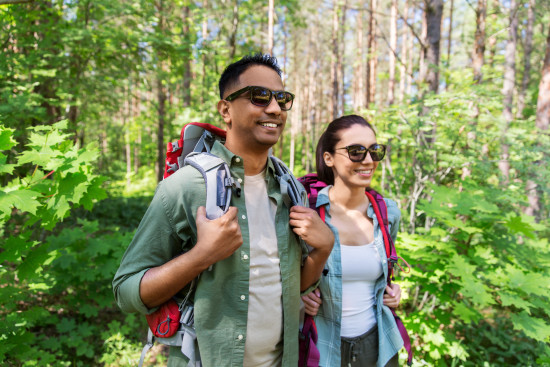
[184,152,237,220]
[270,156,308,208]
[364,189,398,282]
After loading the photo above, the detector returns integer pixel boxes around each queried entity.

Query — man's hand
[194,206,243,267]
[383,283,402,309]
[302,288,322,316]
[289,206,334,253]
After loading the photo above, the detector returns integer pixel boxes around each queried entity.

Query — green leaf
[18,243,51,280]
[505,215,536,239]
[0,126,17,150]
[0,189,42,216]
[510,311,550,341]
[499,291,534,312]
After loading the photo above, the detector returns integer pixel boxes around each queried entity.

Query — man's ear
[217,100,232,125]
[323,152,334,167]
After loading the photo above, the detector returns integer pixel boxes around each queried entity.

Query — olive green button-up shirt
[113,141,302,367]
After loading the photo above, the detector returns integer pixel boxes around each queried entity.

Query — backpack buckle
[171,141,181,152]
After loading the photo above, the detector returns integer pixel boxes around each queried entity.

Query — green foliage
[373,75,550,366]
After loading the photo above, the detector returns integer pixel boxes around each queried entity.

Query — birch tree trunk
[517,0,535,117]
[472,0,487,83]
[536,27,550,132]
[498,0,518,184]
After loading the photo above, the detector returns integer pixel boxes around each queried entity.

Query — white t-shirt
[243,170,283,366]
[340,242,383,337]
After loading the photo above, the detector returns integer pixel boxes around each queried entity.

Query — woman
[301,115,403,367]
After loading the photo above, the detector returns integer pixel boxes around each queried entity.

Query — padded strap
[138,329,155,367]
[184,152,231,220]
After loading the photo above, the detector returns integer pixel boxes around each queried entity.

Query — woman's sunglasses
[225,86,295,111]
[335,143,386,162]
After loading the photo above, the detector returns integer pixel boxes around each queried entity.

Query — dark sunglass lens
[348,145,367,162]
[369,144,385,161]
[251,87,271,106]
[274,91,293,110]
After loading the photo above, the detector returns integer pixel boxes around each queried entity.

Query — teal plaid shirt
[113,141,303,367]
[313,186,404,367]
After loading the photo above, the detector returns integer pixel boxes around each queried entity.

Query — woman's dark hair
[219,53,282,99]
[316,114,375,185]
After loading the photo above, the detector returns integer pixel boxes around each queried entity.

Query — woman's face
[324,124,380,189]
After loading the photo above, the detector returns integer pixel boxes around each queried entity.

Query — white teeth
[357,170,372,174]
[261,123,278,128]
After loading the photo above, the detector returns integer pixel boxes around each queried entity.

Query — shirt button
[237,178,243,184]
[238,334,243,340]
[241,215,246,220]
[240,295,245,300]
[243,254,249,260]
[235,158,241,163]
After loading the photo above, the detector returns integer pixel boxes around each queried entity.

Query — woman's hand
[302,288,322,316]
[383,283,401,309]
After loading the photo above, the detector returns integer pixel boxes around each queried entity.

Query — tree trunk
[446,0,453,64]
[498,0,518,184]
[535,26,550,131]
[267,0,274,55]
[366,0,377,107]
[182,5,192,107]
[472,0,487,83]
[487,0,499,67]
[423,0,443,94]
[525,26,550,218]
[398,0,409,103]
[201,0,208,105]
[406,6,414,96]
[157,74,167,182]
[354,4,364,111]
[387,0,397,105]
[517,0,535,117]
[340,0,348,113]
[331,1,340,119]
[229,1,239,60]
[419,9,427,85]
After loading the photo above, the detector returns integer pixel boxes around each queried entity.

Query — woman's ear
[323,152,334,167]
[217,100,232,125]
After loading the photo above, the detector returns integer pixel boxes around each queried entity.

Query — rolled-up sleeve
[112,180,192,314]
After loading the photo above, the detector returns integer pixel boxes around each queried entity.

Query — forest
[1,0,549,365]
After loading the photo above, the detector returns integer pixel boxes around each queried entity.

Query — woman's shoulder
[382,197,401,221]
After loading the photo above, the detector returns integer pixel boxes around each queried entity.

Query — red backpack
[298,173,413,366]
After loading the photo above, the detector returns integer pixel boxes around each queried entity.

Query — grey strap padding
[270,156,308,208]
[269,157,310,262]
[184,152,233,220]
[138,330,155,367]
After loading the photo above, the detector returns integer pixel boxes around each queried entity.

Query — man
[113,54,334,366]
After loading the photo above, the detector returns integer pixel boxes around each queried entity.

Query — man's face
[219,65,288,154]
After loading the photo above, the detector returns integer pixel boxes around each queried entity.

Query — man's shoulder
[160,164,207,199]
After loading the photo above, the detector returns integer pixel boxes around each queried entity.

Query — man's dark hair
[219,53,282,99]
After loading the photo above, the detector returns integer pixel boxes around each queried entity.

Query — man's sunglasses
[225,86,295,111]
[335,143,386,162]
